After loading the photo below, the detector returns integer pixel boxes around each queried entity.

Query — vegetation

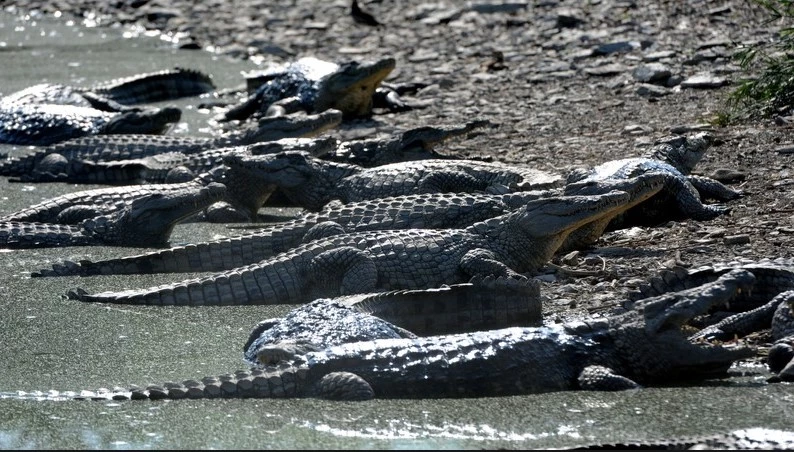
[721,0,794,123]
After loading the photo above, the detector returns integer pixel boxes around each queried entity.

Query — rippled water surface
[0,10,793,450]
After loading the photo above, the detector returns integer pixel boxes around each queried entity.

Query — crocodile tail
[64,255,307,305]
[91,68,216,105]
[0,367,308,401]
[34,218,314,277]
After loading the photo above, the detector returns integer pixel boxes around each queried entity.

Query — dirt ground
[3,0,794,321]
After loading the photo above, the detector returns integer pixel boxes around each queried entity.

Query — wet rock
[680,72,730,88]
[632,63,672,84]
[636,83,671,97]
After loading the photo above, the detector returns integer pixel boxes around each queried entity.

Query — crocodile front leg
[307,246,378,295]
[652,172,732,221]
[688,174,743,201]
[459,248,526,281]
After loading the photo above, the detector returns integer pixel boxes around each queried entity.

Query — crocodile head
[223,150,316,189]
[565,172,665,205]
[558,173,667,251]
[313,57,396,118]
[603,269,757,383]
[85,182,226,247]
[100,106,182,135]
[237,109,343,144]
[649,131,713,174]
[507,190,633,239]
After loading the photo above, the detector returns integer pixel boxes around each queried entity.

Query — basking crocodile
[12,117,486,185]
[222,150,563,211]
[32,175,663,278]
[64,190,631,305]
[2,68,214,108]
[628,258,794,311]
[0,162,284,226]
[0,183,225,248]
[125,136,338,185]
[4,270,756,400]
[562,428,794,450]
[0,68,215,145]
[0,110,343,182]
[0,180,230,224]
[324,120,495,167]
[0,104,182,146]
[245,275,543,365]
[222,57,398,121]
[625,259,794,382]
[566,132,742,228]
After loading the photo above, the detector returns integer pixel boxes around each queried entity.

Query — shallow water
[0,10,793,450]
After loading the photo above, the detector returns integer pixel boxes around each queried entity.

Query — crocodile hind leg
[307,246,378,295]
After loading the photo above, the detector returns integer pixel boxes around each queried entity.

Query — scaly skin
[223,150,563,211]
[629,258,794,310]
[0,183,225,248]
[64,191,631,305]
[224,57,396,121]
[562,428,794,450]
[3,270,756,400]
[0,110,343,182]
[32,176,664,277]
[87,67,216,105]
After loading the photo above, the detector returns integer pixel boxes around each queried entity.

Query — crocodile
[566,132,743,228]
[2,68,214,109]
[0,180,230,224]
[125,136,338,185]
[0,110,343,182]
[221,57,399,121]
[0,162,287,226]
[4,269,756,400]
[32,174,664,278]
[222,150,563,211]
[0,183,225,248]
[11,117,486,186]
[0,103,182,146]
[561,428,794,450]
[323,120,495,167]
[245,275,543,365]
[64,190,632,305]
[0,67,215,146]
[624,259,794,382]
[628,258,794,312]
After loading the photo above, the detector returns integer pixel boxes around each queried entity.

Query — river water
[0,9,792,450]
